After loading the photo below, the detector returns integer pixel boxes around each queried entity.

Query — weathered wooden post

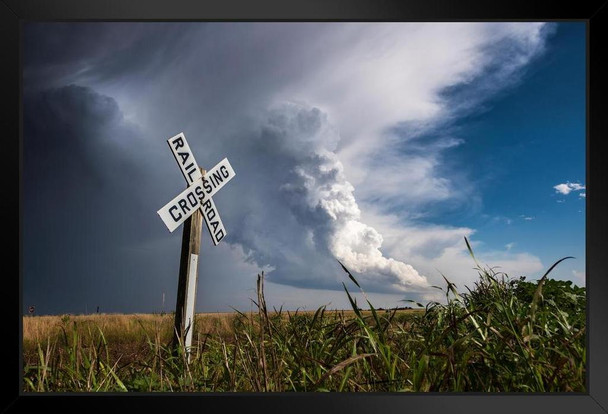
[172,168,204,352]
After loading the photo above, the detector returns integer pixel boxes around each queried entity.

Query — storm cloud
[22,22,556,313]
[221,102,428,292]
[23,84,172,313]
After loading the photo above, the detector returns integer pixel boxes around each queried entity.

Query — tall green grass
[23,238,585,392]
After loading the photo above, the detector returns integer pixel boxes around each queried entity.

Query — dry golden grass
[23,313,232,365]
[23,310,417,344]
[23,313,232,343]
[22,308,420,369]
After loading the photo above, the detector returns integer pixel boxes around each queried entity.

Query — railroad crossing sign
[158,133,235,244]
[156,132,235,356]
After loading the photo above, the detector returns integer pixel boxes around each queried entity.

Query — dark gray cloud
[23,23,193,93]
[23,84,180,314]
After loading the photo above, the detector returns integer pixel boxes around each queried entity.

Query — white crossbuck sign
[157,132,236,244]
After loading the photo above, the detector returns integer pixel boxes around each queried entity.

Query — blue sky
[22,22,586,314]
[451,23,586,283]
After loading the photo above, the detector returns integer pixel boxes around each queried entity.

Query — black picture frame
[3,0,607,413]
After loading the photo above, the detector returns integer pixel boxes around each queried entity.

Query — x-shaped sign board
[157,132,235,244]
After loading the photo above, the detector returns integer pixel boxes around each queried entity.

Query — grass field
[23,309,416,370]
[22,242,586,392]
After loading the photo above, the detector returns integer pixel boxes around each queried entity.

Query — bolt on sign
[156,132,235,358]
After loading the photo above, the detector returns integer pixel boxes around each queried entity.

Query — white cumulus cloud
[359,207,544,292]
[276,103,428,291]
[554,182,586,195]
